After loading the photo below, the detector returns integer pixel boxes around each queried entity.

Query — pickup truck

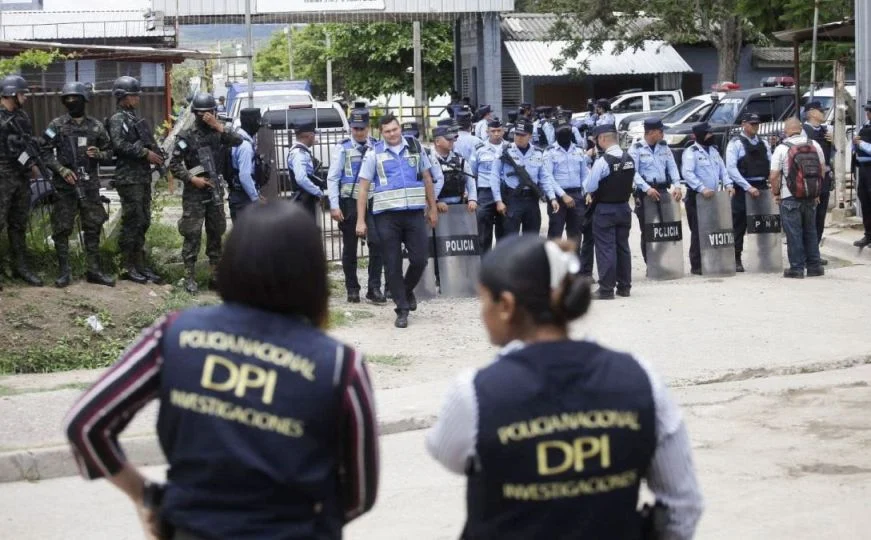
[619,93,722,147]
[225,80,315,122]
[664,87,796,167]
[573,89,684,126]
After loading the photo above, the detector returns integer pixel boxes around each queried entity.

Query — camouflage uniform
[0,105,39,281]
[42,114,111,274]
[107,107,153,272]
[169,122,242,279]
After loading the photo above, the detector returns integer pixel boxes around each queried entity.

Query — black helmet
[191,92,217,112]
[1,75,29,97]
[112,76,141,99]
[61,81,90,102]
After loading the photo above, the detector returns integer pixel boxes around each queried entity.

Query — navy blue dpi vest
[157,303,349,540]
[465,340,656,540]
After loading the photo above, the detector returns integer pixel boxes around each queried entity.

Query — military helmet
[112,76,141,99]
[1,75,29,97]
[191,93,217,112]
[61,81,90,102]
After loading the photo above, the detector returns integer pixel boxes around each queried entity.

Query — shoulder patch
[474,142,485,150]
[633,141,643,148]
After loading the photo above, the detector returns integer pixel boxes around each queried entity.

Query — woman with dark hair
[64,201,379,540]
[426,235,703,540]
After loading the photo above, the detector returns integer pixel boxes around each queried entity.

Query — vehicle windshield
[661,99,703,123]
[234,94,312,114]
[707,97,744,125]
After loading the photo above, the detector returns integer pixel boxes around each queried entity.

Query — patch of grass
[4,304,45,331]
[366,354,410,367]
[328,308,375,328]
[146,222,184,251]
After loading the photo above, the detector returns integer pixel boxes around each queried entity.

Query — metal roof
[501,13,657,41]
[0,10,173,40]
[0,39,217,63]
[504,40,693,77]
[752,47,793,64]
[772,18,854,43]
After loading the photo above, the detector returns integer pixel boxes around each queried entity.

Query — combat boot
[54,243,72,289]
[735,254,745,273]
[10,237,43,287]
[121,253,148,284]
[183,266,198,295]
[136,252,164,284]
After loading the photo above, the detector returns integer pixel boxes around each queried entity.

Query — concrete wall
[674,45,791,92]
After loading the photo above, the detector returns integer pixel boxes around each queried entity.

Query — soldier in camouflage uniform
[42,82,115,288]
[107,76,165,284]
[169,93,242,294]
[0,75,43,288]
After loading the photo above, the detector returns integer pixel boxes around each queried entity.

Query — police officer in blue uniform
[227,108,263,223]
[327,106,386,305]
[470,118,508,254]
[584,124,635,299]
[64,202,380,540]
[288,124,324,217]
[725,113,770,272]
[802,101,833,259]
[454,109,478,161]
[474,105,493,140]
[853,100,871,248]
[546,124,593,273]
[586,98,616,128]
[628,117,683,263]
[355,114,438,328]
[532,106,554,149]
[682,122,734,275]
[427,235,703,540]
[430,126,477,212]
[499,120,559,237]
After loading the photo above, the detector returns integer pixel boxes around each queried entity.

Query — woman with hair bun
[426,234,703,540]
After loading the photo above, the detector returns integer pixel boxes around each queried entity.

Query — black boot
[121,253,148,284]
[347,290,361,303]
[54,243,72,288]
[735,254,745,273]
[10,236,43,287]
[85,251,115,287]
[854,236,871,248]
[184,265,199,294]
[137,252,164,284]
[366,288,386,304]
[406,291,418,311]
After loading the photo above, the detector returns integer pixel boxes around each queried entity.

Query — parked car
[664,87,796,166]
[225,80,315,122]
[619,93,723,147]
[574,89,684,126]
[800,85,856,124]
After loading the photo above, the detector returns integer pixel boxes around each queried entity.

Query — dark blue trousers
[476,188,504,254]
[228,189,254,224]
[339,198,384,294]
[593,202,632,292]
[548,188,594,274]
[374,209,428,313]
[502,192,541,237]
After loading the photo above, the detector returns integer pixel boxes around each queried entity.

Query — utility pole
[325,30,332,101]
[808,0,820,102]
[412,21,424,137]
[832,59,852,219]
[245,0,254,107]
[285,25,294,79]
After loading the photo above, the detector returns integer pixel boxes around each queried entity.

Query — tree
[541,0,762,83]
[170,60,200,106]
[0,49,66,77]
[254,22,454,100]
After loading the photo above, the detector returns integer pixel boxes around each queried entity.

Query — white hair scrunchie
[543,241,581,291]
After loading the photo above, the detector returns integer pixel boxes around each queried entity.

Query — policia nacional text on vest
[463,340,656,539]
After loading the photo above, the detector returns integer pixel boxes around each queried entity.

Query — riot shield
[431,204,481,297]
[642,195,684,280]
[743,190,782,273]
[697,191,736,277]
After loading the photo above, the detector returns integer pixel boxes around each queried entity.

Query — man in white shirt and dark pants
[769,118,827,279]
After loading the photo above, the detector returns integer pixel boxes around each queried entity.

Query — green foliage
[255,22,454,100]
[171,60,200,106]
[0,49,66,77]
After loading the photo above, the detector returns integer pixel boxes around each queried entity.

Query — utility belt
[502,184,537,199]
[562,187,584,195]
[736,180,769,191]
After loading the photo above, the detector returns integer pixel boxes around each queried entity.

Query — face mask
[700,135,715,147]
[556,129,573,149]
[195,113,209,129]
[64,98,85,118]
[241,121,260,136]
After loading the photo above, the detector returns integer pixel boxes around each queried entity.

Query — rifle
[2,112,51,182]
[127,112,167,177]
[500,147,546,202]
[191,146,224,206]
[66,136,91,201]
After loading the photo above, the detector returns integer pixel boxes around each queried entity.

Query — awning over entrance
[504,40,692,77]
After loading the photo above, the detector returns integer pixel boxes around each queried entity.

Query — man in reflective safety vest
[355,114,438,329]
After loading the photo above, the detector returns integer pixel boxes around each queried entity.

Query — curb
[0,415,436,485]
[820,231,871,264]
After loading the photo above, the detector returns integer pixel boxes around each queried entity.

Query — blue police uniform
[855,118,871,242]
[326,135,385,298]
[546,142,594,273]
[358,138,432,314]
[725,133,771,265]
[288,141,323,216]
[586,112,616,128]
[465,340,657,538]
[470,139,507,253]
[455,129,479,161]
[500,142,556,237]
[429,147,476,205]
[474,118,490,140]
[628,138,681,262]
[228,128,258,223]
[585,143,635,296]
[539,121,584,149]
[681,141,730,273]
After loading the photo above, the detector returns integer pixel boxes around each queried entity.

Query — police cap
[864,100,871,111]
[295,123,316,135]
[401,121,419,137]
[432,126,457,141]
[595,98,611,110]
[487,118,503,129]
[456,109,472,121]
[349,109,370,128]
[740,112,761,124]
[514,120,534,135]
[692,122,712,140]
[804,101,824,112]
[592,124,618,138]
[477,104,492,116]
[507,111,519,123]
[643,117,665,131]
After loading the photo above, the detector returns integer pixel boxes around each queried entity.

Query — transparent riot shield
[743,190,783,273]
[697,191,736,277]
[642,195,684,280]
